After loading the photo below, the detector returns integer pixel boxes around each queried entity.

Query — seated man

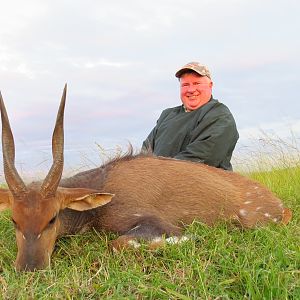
[142,62,239,171]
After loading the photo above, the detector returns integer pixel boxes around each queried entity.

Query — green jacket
[142,98,239,170]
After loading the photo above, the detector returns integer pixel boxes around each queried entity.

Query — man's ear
[0,188,12,212]
[58,187,114,211]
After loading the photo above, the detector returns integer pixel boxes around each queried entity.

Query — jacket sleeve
[142,127,156,153]
[174,112,238,167]
[141,109,171,153]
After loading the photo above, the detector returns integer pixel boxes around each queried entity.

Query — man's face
[180,73,213,111]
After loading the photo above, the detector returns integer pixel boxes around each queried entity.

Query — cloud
[63,58,131,69]
[238,119,300,141]
[0,0,299,176]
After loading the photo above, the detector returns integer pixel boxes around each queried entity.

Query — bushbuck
[0,86,292,271]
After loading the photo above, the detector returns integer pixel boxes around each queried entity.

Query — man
[142,62,239,171]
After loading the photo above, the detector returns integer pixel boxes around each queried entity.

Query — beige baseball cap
[175,62,211,79]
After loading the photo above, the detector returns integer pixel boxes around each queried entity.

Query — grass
[0,166,299,299]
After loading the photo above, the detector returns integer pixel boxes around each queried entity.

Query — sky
[0,0,299,179]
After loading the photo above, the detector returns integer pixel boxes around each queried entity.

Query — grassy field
[0,166,299,299]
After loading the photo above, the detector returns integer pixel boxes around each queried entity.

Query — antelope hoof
[282,208,292,225]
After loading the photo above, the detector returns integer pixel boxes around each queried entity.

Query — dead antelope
[0,86,292,271]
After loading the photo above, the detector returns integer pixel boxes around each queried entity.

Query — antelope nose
[15,262,45,272]
[15,257,49,272]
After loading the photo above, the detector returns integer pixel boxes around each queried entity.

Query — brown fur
[1,152,292,271]
[61,153,291,232]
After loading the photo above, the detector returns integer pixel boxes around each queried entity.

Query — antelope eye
[48,215,57,226]
[11,218,19,229]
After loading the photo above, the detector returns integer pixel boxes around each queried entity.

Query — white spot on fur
[128,240,141,248]
[254,186,259,190]
[166,235,190,245]
[151,237,163,243]
[273,218,279,222]
[37,233,41,240]
[47,251,51,266]
[166,236,179,244]
[239,209,247,216]
[256,207,262,211]
[279,203,284,208]
[264,213,271,218]
[133,213,142,217]
[244,201,252,204]
[130,225,141,232]
[246,192,251,196]
[22,234,26,240]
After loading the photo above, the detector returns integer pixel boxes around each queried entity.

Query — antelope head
[0,86,113,271]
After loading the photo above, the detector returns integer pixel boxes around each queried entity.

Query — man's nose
[187,85,197,93]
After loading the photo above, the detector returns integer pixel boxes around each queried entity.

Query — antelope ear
[59,187,114,211]
[0,188,12,212]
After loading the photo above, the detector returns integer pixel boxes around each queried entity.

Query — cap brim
[175,68,191,78]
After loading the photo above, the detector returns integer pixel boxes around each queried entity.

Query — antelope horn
[40,84,67,197]
[0,92,27,196]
